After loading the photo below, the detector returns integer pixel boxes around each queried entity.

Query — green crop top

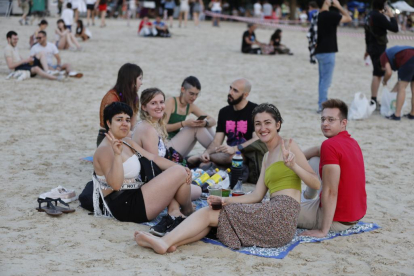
[264,151,301,194]
[167,97,190,139]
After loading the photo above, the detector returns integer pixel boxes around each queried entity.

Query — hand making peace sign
[105,131,123,156]
[281,138,296,169]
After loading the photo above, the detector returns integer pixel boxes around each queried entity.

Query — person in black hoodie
[364,0,398,106]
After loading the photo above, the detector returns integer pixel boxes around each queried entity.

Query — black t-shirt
[216,101,258,146]
[270,34,280,46]
[242,31,256,53]
[315,11,342,54]
[365,10,399,55]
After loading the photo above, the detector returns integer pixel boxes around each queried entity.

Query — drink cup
[208,186,223,210]
[208,185,222,195]
[221,188,230,197]
[210,196,223,210]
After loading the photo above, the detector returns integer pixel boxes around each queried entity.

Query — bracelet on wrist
[205,120,209,127]
[181,121,184,127]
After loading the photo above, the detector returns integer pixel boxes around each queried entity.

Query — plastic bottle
[191,169,215,186]
[231,178,245,197]
[230,151,243,189]
[191,169,204,181]
[205,168,231,186]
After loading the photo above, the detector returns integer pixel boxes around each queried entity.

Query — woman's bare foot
[167,245,177,253]
[135,232,169,254]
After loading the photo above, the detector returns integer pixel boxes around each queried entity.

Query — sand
[1,16,414,275]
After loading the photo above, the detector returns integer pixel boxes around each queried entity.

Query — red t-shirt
[319,131,367,222]
[380,49,414,69]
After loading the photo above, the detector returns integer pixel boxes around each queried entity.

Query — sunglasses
[36,36,44,40]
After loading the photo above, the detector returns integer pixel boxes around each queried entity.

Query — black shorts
[369,53,385,77]
[166,8,174,17]
[15,57,42,77]
[398,56,414,82]
[105,188,148,223]
[87,4,95,10]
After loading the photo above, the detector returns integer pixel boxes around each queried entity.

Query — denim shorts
[398,56,414,82]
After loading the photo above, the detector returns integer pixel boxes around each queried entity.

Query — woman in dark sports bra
[164,76,216,164]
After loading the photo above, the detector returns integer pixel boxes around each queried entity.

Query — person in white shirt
[253,0,262,18]
[30,31,83,78]
[61,3,74,31]
[262,0,273,19]
[4,31,63,81]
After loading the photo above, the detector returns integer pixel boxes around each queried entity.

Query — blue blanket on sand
[144,199,380,259]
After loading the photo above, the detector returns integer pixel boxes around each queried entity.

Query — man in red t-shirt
[297,99,367,237]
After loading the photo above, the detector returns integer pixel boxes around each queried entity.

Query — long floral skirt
[217,195,300,250]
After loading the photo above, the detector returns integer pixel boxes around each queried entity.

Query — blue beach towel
[144,199,380,259]
[81,156,93,162]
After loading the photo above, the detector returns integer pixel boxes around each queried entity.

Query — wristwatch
[237,144,244,151]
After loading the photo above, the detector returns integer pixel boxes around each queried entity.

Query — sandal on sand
[46,197,76,213]
[36,198,62,216]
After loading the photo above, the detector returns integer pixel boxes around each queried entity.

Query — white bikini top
[96,154,141,186]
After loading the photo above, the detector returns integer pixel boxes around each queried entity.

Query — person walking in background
[95,0,108,27]
[164,0,176,28]
[193,0,203,27]
[61,3,74,31]
[179,0,190,27]
[18,0,30,25]
[313,0,351,113]
[209,0,222,27]
[86,0,97,26]
[364,0,398,107]
[263,0,272,19]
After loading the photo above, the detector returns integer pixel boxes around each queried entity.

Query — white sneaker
[47,70,60,76]
[39,186,77,203]
[57,75,65,81]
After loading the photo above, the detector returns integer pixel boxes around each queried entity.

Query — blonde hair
[139,88,168,143]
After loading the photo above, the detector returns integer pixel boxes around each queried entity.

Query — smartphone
[197,115,207,120]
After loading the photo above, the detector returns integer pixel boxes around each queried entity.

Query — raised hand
[105,131,123,156]
[281,138,296,169]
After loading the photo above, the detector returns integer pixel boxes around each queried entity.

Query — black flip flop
[46,197,76,213]
[36,198,62,217]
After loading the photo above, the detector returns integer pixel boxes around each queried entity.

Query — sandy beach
[1,16,414,275]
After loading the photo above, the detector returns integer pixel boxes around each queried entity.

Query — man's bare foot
[135,232,169,254]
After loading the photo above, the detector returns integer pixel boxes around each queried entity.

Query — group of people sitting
[138,16,171,37]
[94,62,367,253]
[4,19,86,81]
[242,23,293,55]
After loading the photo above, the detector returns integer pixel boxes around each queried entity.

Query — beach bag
[165,147,187,167]
[380,86,406,117]
[241,140,268,184]
[348,92,376,120]
[79,181,94,212]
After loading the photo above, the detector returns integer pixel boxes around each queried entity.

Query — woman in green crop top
[164,76,216,162]
[135,103,321,253]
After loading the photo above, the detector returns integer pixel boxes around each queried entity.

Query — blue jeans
[315,53,336,109]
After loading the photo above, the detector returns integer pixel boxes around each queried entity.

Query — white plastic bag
[216,172,230,189]
[380,86,406,117]
[348,92,376,120]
